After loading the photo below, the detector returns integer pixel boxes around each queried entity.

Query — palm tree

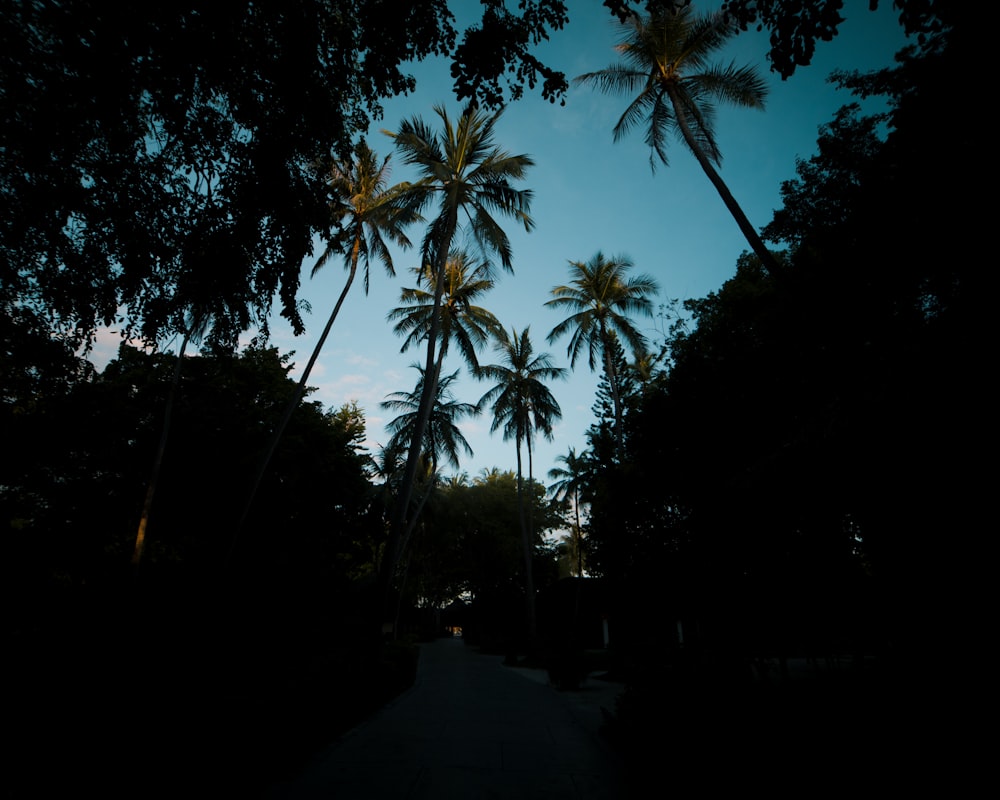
[131,310,212,569]
[230,141,418,562]
[478,466,505,484]
[545,252,658,455]
[364,440,412,571]
[477,326,566,643]
[381,366,477,478]
[575,6,781,275]
[381,366,476,594]
[383,250,501,569]
[547,446,593,578]
[380,104,534,601]
[387,249,504,377]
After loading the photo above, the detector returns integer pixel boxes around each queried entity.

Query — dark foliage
[721,0,959,77]
[400,472,561,650]
[585,3,984,677]
[2,1,953,357]
[605,1,958,80]
[0,0,570,354]
[3,343,392,793]
[3,343,376,584]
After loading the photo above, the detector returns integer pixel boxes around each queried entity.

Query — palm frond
[574,63,646,96]
[613,85,658,145]
[546,253,659,372]
[382,366,477,471]
[646,90,673,171]
[477,327,565,447]
[672,83,722,164]
[696,62,769,109]
[577,5,768,176]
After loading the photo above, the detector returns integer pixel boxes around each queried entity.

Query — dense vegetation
[575,4,982,780]
[2,0,977,793]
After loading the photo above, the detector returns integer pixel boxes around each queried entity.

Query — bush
[378,639,420,696]
[545,642,588,690]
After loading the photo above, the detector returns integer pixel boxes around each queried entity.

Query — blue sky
[92,1,910,486]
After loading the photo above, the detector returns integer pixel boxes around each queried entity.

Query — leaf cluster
[0,1,562,354]
[2,342,376,588]
[582,10,985,661]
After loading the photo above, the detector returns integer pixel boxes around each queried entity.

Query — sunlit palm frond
[312,140,420,290]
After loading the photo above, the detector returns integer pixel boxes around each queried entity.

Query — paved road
[267,637,630,799]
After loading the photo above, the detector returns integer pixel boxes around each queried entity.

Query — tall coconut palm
[575,6,781,276]
[382,366,476,586]
[547,446,593,578]
[477,326,565,643]
[546,252,658,455]
[381,104,534,601]
[229,141,418,562]
[387,249,505,378]
[383,250,502,577]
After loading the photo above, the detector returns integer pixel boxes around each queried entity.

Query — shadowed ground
[267,637,630,799]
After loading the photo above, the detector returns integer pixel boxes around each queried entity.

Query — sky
[91,0,911,487]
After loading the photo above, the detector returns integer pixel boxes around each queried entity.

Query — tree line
[2,0,978,790]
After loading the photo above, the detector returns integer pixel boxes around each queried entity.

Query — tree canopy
[581,5,985,668]
[4,2,983,790]
[2,0,948,360]
[0,0,556,354]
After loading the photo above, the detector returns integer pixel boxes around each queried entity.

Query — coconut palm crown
[382,366,477,474]
[575,6,780,275]
[546,252,658,373]
[479,327,566,450]
[385,104,534,278]
[546,252,658,456]
[230,140,417,561]
[387,249,504,374]
[313,139,419,293]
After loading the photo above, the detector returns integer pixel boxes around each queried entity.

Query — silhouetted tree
[478,328,564,644]
[380,105,534,621]
[547,253,657,456]
[576,6,780,275]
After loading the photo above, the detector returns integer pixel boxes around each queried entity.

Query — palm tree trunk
[573,487,583,578]
[382,212,457,622]
[227,240,361,569]
[516,436,538,646]
[527,434,535,550]
[666,85,781,277]
[394,350,449,554]
[386,297,442,553]
[601,326,625,456]
[394,461,437,575]
[131,329,190,571]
